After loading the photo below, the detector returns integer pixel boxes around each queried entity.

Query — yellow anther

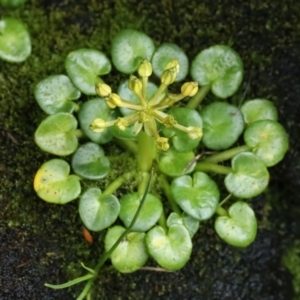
[181,82,199,97]
[96,83,112,97]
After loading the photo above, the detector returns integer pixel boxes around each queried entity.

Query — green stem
[216,206,229,217]
[202,145,251,163]
[138,171,150,195]
[115,138,138,155]
[159,175,181,215]
[45,274,94,289]
[195,162,232,174]
[137,131,156,172]
[77,169,154,300]
[148,83,167,105]
[142,76,148,100]
[186,84,211,109]
[219,193,232,207]
[158,212,167,232]
[102,172,132,196]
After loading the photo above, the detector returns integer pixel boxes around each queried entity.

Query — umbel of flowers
[90,59,202,151]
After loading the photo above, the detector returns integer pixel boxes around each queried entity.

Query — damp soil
[0,0,300,299]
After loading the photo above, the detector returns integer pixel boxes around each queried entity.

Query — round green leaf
[34,75,81,115]
[65,49,111,95]
[158,148,195,177]
[78,98,113,144]
[151,43,189,81]
[215,201,257,247]
[146,224,192,270]
[241,99,278,125]
[119,192,163,232]
[34,159,81,204]
[191,45,243,98]
[117,80,160,116]
[71,142,110,180]
[79,188,120,231]
[225,152,269,198]
[35,113,78,156]
[0,17,31,63]
[244,120,289,167]
[105,226,148,273]
[200,102,244,150]
[111,29,155,74]
[171,172,219,221]
[167,212,199,238]
[162,107,202,152]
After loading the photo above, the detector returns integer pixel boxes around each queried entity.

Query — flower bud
[106,93,122,108]
[187,126,202,139]
[89,118,106,132]
[161,66,177,85]
[156,137,170,151]
[164,59,180,75]
[138,60,152,77]
[128,75,143,94]
[181,82,199,97]
[96,83,111,97]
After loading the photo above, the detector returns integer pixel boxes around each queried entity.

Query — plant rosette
[31,28,290,297]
